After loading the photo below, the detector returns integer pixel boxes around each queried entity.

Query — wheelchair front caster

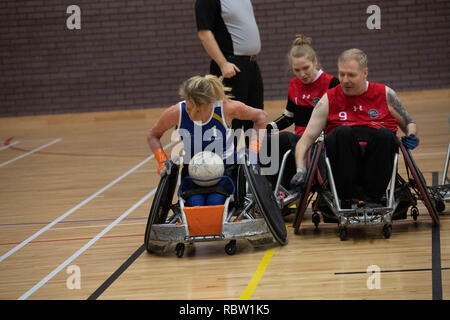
[382,224,392,239]
[176,243,185,258]
[225,240,237,255]
[411,206,419,221]
[338,226,347,241]
[312,212,320,228]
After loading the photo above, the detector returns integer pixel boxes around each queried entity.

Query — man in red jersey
[291,48,419,208]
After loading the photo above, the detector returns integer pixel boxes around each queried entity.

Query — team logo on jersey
[312,97,320,106]
[368,109,381,118]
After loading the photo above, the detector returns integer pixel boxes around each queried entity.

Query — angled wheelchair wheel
[144,162,179,253]
[243,163,287,245]
[400,144,439,226]
[293,141,324,233]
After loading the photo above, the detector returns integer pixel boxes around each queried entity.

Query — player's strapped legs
[361,127,400,200]
[324,125,360,202]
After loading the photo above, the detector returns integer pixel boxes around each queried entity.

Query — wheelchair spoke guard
[293,141,323,233]
[144,162,179,252]
[400,144,439,226]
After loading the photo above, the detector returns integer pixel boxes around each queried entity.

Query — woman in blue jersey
[147,74,267,205]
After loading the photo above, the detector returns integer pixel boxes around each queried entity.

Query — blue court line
[0,217,147,227]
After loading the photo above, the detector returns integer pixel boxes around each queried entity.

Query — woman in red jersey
[264,35,339,191]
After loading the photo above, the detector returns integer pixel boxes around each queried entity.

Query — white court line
[0,141,19,151]
[19,187,157,300]
[50,221,146,231]
[0,138,61,168]
[0,139,177,263]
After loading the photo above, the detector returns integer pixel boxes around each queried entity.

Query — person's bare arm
[146,104,179,152]
[386,86,417,136]
[295,94,329,169]
[223,99,268,140]
[197,30,240,78]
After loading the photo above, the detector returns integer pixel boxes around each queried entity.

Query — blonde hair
[338,48,368,70]
[288,34,319,66]
[179,75,232,107]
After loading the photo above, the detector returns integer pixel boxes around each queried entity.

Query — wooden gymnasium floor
[0,88,449,301]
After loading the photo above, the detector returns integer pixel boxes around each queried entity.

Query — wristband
[154,148,169,164]
[154,148,169,174]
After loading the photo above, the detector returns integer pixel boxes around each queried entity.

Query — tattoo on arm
[387,88,413,125]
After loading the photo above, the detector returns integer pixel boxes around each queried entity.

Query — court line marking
[18,187,157,300]
[335,267,450,275]
[0,140,19,151]
[0,138,61,168]
[431,176,443,300]
[49,221,146,231]
[239,248,275,300]
[0,139,177,263]
[88,244,146,300]
[0,233,144,246]
[0,217,147,227]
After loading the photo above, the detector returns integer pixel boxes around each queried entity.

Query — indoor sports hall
[1,0,449,301]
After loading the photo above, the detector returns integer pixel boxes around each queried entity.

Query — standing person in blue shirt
[195,0,264,149]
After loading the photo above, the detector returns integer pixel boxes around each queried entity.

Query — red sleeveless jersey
[325,82,398,134]
[288,71,335,135]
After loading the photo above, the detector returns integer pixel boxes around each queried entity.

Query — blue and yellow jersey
[177,100,236,164]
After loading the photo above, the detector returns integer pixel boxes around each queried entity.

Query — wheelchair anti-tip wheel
[382,224,392,239]
[312,212,320,229]
[176,243,185,258]
[225,240,237,255]
[338,226,348,241]
[411,206,419,221]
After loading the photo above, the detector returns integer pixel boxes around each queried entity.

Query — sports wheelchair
[144,154,287,257]
[273,137,440,240]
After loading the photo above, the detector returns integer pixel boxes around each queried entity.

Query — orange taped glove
[154,148,170,176]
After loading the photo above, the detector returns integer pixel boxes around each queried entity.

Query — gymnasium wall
[1,0,449,117]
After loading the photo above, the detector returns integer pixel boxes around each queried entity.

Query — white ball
[188,151,224,186]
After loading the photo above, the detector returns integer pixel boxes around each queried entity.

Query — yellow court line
[239,248,275,300]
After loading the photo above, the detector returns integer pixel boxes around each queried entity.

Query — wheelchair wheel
[293,141,324,233]
[400,144,439,226]
[144,162,179,253]
[243,163,287,245]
